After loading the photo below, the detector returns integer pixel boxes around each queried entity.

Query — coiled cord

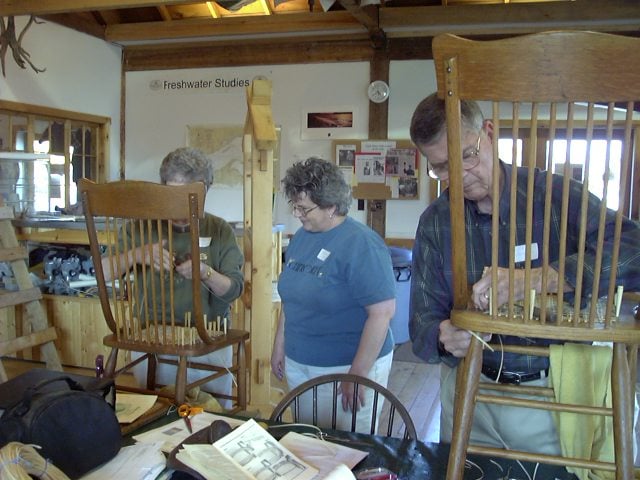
[0,442,69,480]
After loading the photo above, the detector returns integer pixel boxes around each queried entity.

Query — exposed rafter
[0,0,638,46]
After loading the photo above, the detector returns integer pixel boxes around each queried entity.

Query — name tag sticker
[199,237,212,247]
[514,242,538,263]
[317,248,331,261]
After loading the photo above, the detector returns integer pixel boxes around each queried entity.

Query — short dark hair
[159,147,214,190]
[282,157,351,215]
[409,92,484,147]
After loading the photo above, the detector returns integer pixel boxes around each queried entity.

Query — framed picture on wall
[336,144,357,168]
[301,107,359,140]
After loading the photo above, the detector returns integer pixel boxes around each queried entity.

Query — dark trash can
[389,246,412,344]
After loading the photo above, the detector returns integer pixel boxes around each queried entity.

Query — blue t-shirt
[278,217,396,367]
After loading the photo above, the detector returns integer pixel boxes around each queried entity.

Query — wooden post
[243,79,277,410]
[367,49,390,238]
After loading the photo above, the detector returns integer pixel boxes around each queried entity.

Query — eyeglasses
[427,132,483,181]
[290,203,319,217]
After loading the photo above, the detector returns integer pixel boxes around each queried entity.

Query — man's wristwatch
[203,266,213,281]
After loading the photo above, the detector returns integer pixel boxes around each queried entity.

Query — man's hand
[471,266,569,311]
[439,319,491,357]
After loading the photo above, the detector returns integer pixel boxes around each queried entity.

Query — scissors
[178,404,204,433]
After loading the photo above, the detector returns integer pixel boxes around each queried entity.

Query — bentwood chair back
[269,373,417,440]
[80,179,248,409]
[432,31,640,479]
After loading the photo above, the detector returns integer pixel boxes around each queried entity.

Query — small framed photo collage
[334,140,419,200]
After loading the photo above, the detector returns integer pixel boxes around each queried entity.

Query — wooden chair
[269,373,417,440]
[432,31,640,479]
[79,179,249,409]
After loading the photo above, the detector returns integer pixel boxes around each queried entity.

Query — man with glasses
[408,93,640,455]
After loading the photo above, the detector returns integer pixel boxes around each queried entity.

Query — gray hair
[159,147,214,190]
[282,157,351,216]
[409,92,484,147]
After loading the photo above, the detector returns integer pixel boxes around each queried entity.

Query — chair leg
[447,337,483,480]
[146,354,157,390]
[175,355,188,405]
[105,348,119,377]
[612,343,634,480]
[237,339,246,410]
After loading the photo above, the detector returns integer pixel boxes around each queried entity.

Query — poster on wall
[355,152,385,184]
[301,107,358,140]
[186,125,244,189]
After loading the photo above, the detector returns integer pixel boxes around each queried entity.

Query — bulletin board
[332,139,420,200]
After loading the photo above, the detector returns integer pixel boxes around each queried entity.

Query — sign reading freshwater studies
[149,77,252,93]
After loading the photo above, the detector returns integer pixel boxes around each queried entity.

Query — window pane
[548,139,621,210]
[498,138,522,166]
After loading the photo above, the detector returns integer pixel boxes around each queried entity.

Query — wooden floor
[386,359,441,443]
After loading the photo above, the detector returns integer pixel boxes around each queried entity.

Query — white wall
[0,17,122,180]
[126,60,438,238]
[1,17,438,239]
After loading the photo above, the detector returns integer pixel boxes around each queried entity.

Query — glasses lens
[428,168,442,180]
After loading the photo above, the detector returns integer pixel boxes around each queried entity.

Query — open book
[175,418,367,480]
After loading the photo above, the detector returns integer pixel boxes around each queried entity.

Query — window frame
[0,100,110,210]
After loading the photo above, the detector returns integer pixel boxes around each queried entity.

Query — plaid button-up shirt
[409,162,640,371]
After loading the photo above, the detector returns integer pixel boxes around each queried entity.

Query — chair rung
[479,382,554,397]
[468,444,617,472]
[476,393,612,416]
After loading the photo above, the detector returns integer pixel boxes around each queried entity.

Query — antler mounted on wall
[0,16,46,77]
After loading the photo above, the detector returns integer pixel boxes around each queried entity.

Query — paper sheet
[116,393,158,424]
[80,441,166,480]
[132,412,245,453]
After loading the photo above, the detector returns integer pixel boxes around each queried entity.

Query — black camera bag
[0,375,122,479]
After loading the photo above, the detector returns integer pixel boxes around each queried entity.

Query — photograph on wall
[306,111,352,129]
[389,147,418,177]
[300,107,358,140]
[355,152,385,184]
[398,176,418,199]
[385,155,399,175]
[336,144,357,168]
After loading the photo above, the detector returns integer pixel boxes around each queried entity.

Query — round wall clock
[367,80,390,103]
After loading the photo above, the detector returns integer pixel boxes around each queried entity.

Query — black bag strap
[23,376,86,404]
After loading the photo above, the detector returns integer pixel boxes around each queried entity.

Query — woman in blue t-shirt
[271,157,396,432]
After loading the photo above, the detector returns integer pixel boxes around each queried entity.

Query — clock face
[368,80,390,103]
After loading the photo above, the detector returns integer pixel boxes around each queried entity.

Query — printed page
[213,419,319,480]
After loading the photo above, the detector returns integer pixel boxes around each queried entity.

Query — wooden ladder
[0,199,62,381]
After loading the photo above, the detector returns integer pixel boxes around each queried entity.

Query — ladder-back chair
[80,179,249,409]
[269,373,417,440]
[432,31,640,479]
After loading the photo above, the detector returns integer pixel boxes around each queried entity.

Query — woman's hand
[174,258,196,279]
[339,380,365,413]
[270,349,285,381]
[137,241,173,272]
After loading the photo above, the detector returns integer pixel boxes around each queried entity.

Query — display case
[0,152,51,217]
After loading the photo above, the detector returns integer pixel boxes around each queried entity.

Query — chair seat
[103,328,249,357]
[452,297,640,343]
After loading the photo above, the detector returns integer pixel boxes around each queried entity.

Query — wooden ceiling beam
[106,11,364,41]
[381,0,640,37]
[121,34,433,71]
[122,33,379,70]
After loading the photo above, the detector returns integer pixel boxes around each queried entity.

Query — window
[0,100,109,215]
[499,125,637,217]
